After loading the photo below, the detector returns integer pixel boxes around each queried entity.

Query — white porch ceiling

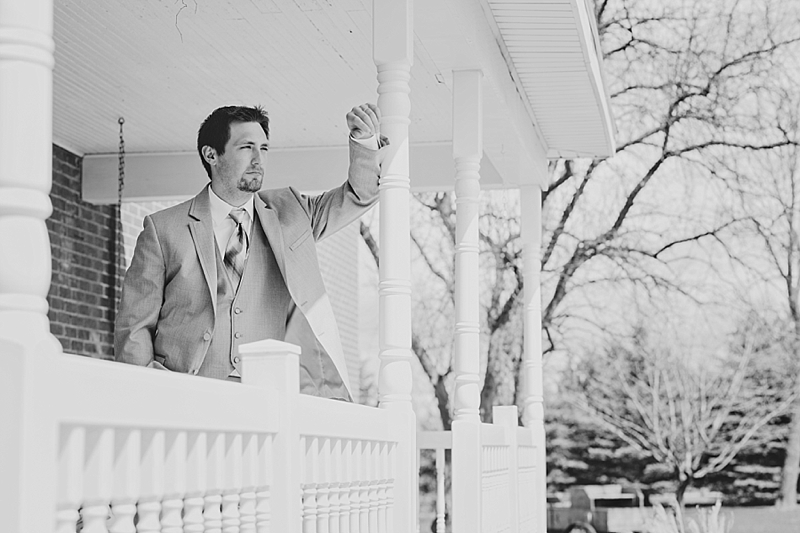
[52,0,614,200]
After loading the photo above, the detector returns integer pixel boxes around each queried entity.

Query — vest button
[203,332,211,341]
[233,356,241,364]
[234,332,242,339]
[234,307,242,314]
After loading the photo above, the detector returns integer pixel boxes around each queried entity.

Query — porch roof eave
[54,0,615,201]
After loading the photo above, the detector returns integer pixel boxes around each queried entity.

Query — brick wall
[47,144,119,358]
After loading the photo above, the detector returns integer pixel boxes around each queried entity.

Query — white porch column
[0,0,58,349]
[452,70,483,423]
[374,0,413,412]
[373,1,416,530]
[0,0,60,530]
[451,69,483,533]
[520,184,546,533]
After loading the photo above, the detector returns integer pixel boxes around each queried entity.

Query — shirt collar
[208,186,255,226]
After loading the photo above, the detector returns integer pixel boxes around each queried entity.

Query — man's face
[211,121,269,194]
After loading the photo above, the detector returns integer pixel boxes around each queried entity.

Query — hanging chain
[118,117,125,208]
[117,117,126,271]
[111,117,127,326]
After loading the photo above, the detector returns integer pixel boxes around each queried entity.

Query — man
[115,103,386,400]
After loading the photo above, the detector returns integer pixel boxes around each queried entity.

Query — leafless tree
[361,0,800,431]
[566,323,796,505]
[719,86,800,505]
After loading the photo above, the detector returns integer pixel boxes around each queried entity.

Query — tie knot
[229,207,248,226]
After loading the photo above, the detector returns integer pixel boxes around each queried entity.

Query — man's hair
[197,105,270,178]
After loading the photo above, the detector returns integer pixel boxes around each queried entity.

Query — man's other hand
[347,103,381,140]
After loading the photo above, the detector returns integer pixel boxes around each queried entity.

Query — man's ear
[201,146,217,166]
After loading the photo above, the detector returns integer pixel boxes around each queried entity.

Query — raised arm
[297,103,387,240]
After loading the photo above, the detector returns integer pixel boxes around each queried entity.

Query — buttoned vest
[197,209,351,400]
[198,211,290,380]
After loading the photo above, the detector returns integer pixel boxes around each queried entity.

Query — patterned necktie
[224,207,250,289]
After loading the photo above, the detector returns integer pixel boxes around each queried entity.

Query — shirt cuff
[350,134,379,150]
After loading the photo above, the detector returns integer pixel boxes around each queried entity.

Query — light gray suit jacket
[115,139,381,395]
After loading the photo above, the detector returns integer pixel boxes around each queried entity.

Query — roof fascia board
[567,0,617,156]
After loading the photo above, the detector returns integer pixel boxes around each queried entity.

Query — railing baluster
[138,429,165,533]
[435,447,445,533]
[109,428,140,533]
[303,436,319,533]
[82,427,114,533]
[387,443,395,533]
[55,502,81,532]
[162,431,187,533]
[205,432,225,533]
[317,438,330,533]
[339,440,352,533]
[57,426,85,533]
[369,442,380,533]
[377,442,388,533]
[329,439,341,533]
[359,442,370,533]
[81,504,110,533]
[350,441,361,533]
[110,497,138,528]
[241,433,259,533]
[184,432,207,533]
[222,433,243,533]
[255,434,272,533]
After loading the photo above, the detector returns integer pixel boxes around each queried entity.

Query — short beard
[237,175,262,193]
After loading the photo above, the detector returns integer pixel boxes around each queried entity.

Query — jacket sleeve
[293,137,383,241]
[114,215,165,366]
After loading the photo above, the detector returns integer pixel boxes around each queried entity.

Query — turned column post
[451,70,483,423]
[0,0,59,351]
[0,1,60,529]
[374,0,414,413]
[373,1,417,530]
[450,69,484,533]
[520,184,546,533]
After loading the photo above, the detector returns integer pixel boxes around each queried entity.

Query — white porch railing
[0,339,415,532]
[418,406,539,533]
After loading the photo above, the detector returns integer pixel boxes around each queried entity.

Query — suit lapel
[254,195,287,281]
[254,192,353,396]
[188,186,218,310]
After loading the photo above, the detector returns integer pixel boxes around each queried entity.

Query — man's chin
[238,176,263,193]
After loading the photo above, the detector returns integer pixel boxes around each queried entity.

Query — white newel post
[493,406,520,533]
[239,339,303,533]
[373,0,417,530]
[0,0,61,530]
[520,184,546,533]
[450,69,483,533]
